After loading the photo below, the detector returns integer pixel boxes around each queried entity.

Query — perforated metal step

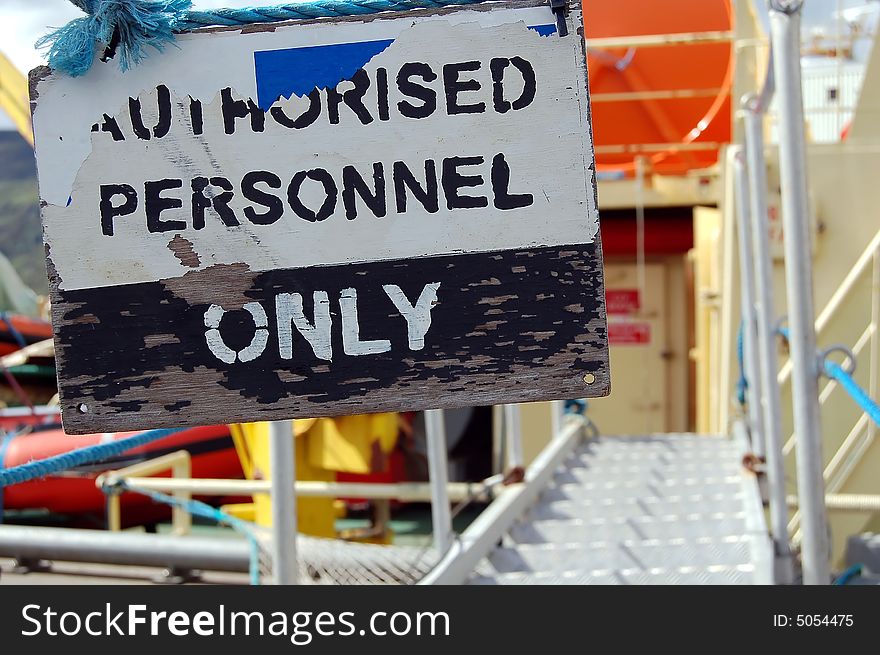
[468,434,771,585]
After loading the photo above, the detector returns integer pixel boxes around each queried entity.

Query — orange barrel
[582,0,733,175]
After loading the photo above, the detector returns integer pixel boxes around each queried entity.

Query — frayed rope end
[35,0,193,77]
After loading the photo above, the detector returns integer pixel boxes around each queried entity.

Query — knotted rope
[38,0,489,77]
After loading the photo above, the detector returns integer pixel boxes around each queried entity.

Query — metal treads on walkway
[469,434,771,585]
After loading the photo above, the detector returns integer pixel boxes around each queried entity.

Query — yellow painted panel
[232,415,399,537]
[693,207,722,434]
[0,53,32,145]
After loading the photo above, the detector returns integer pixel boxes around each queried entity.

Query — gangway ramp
[425,425,774,585]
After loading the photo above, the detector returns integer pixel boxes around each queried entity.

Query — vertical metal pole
[835,0,844,138]
[719,150,738,438]
[503,404,524,470]
[269,420,298,585]
[730,146,766,459]
[425,409,453,554]
[869,251,879,443]
[770,0,830,585]
[491,404,504,474]
[741,99,794,584]
[634,157,651,433]
[551,400,565,440]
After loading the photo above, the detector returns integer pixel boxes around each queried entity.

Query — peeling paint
[52,245,607,432]
[167,234,201,268]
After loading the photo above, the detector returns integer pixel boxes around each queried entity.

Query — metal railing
[99,450,193,536]
[96,403,533,585]
[421,414,585,585]
[733,0,840,584]
[734,2,880,586]
[782,228,880,542]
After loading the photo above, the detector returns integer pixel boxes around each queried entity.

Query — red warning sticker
[605,289,640,315]
[608,321,651,345]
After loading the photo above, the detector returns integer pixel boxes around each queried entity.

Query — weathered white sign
[32,0,609,434]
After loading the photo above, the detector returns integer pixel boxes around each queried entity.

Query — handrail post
[491,404,504,474]
[740,97,794,585]
[425,409,453,555]
[171,456,192,536]
[106,490,122,532]
[269,420,298,584]
[99,450,191,535]
[770,0,830,585]
[730,146,766,459]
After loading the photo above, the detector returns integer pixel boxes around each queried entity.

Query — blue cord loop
[776,326,879,427]
[0,427,184,488]
[39,0,492,77]
[108,481,264,585]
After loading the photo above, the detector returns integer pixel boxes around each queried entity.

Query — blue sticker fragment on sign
[254,39,394,110]
[529,23,557,37]
[252,23,557,110]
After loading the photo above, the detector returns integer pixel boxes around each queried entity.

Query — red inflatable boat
[0,423,244,526]
[0,313,53,357]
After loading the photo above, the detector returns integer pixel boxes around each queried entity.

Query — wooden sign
[31,0,609,434]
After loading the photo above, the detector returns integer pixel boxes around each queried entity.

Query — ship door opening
[588,206,695,435]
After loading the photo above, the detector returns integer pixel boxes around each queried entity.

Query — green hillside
[0,131,46,294]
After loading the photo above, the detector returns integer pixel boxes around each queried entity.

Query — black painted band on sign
[52,243,608,433]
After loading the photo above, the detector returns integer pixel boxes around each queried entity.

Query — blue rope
[824,360,880,427]
[0,432,17,522]
[40,0,490,77]
[0,427,184,488]
[177,0,467,29]
[833,563,863,585]
[38,1,193,77]
[0,313,28,349]
[736,321,747,407]
[564,398,587,415]
[777,325,879,427]
[112,482,263,585]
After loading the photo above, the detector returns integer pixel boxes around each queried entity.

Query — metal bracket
[549,0,569,38]
[768,0,804,17]
[153,566,201,585]
[10,557,52,574]
[775,315,789,338]
[742,452,767,475]
[818,344,857,377]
